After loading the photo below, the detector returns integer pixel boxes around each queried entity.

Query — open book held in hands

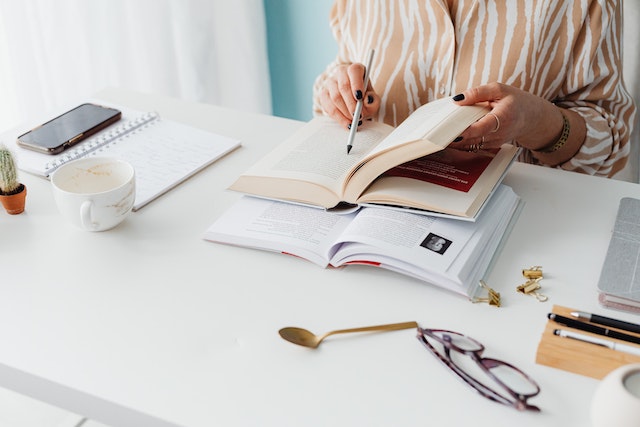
[229,97,519,219]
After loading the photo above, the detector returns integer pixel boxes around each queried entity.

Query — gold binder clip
[522,266,543,280]
[517,266,548,302]
[471,280,501,307]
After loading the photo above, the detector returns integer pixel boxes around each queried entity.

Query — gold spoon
[278,321,418,348]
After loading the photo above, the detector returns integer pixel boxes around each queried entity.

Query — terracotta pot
[0,183,27,214]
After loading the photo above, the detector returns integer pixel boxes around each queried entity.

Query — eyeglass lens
[425,330,539,398]
[479,359,539,396]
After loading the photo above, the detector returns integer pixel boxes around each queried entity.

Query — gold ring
[488,112,500,133]
[468,143,481,153]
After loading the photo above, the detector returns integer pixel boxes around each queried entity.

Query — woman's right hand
[317,63,381,129]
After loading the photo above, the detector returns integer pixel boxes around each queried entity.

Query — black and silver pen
[346,48,375,154]
[547,313,640,345]
[554,328,640,357]
[570,310,640,335]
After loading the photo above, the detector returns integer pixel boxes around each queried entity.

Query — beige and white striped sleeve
[311,0,636,177]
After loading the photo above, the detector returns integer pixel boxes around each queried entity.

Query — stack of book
[204,97,522,301]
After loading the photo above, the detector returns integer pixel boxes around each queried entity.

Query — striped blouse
[313,0,637,177]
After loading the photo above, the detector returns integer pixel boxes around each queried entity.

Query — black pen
[570,310,640,335]
[547,313,640,345]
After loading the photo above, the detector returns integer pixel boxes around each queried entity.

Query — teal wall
[264,0,337,121]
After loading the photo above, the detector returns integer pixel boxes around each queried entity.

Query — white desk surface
[2,87,639,427]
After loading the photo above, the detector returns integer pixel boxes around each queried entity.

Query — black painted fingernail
[452,93,465,101]
[355,90,363,100]
[367,94,374,104]
[358,120,363,126]
[347,124,352,130]
[453,136,463,142]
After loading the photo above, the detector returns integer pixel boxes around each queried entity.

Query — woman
[313,1,636,177]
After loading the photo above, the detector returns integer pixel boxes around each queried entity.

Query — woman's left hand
[448,82,566,154]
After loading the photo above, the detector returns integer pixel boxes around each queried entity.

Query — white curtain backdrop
[0,0,271,131]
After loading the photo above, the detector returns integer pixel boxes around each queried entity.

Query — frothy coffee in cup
[51,157,135,231]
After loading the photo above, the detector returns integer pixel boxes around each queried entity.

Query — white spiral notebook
[2,102,241,210]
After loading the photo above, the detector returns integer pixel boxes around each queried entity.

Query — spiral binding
[44,111,159,175]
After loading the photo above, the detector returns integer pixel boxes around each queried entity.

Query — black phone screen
[17,103,122,155]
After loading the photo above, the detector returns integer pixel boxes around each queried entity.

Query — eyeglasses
[417,328,540,412]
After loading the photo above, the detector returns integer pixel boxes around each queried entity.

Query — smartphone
[17,103,122,155]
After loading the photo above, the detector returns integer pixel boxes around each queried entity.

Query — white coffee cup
[51,157,135,231]
[592,363,640,427]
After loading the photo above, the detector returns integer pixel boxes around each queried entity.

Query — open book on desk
[204,185,521,299]
[229,97,519,220]
[1,103,241,210]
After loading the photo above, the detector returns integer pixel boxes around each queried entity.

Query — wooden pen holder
[536,305,640,379]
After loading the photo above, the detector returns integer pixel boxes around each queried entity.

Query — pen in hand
[347,48,375,154]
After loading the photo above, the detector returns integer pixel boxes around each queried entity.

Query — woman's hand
[448,82,585,165]
[317,63,381,130]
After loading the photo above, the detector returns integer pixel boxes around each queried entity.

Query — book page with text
[365,97,487,159]
[330,205,475,268]
[203,196,355,267]
[244,117,390,183]
[231,117,393,207]
[331,185,519,295]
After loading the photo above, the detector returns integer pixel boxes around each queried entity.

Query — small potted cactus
[0,144,27,214]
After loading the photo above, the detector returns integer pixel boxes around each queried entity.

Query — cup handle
[80,200,97,230]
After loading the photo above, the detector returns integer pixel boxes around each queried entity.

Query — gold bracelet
[536,113,570,153]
